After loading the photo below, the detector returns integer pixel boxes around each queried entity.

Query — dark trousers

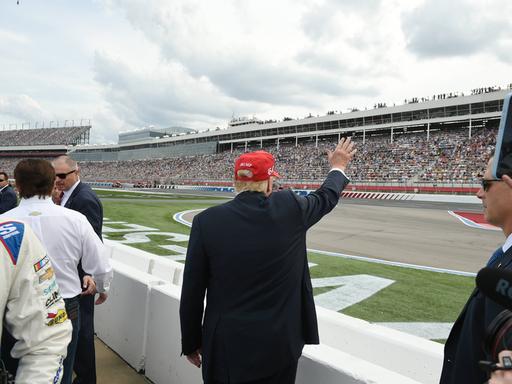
[73,293,96,384]
[210,361,298,384]
[0,328,17,376]
[63,295,81,384]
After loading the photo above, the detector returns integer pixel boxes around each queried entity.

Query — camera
[476,267,512,374]
[482,310,512,366]
[477,310,512,375]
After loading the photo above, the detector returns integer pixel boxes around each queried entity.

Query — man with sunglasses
[0,172,17,214]
[0,159,112,384]
[440,157,512,384]
[52,155,104,384]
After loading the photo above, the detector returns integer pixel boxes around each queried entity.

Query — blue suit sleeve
[180,215,208,355]
[293,170,349,229]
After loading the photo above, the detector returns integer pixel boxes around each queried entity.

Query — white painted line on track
[173,209,476,277]
[448,210,500,231]
[173,209,202,227]
[172,208,464,340]
[308,248,476,277]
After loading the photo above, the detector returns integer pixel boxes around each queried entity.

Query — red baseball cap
[234,151,280,181]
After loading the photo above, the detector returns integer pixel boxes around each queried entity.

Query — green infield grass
[95,188,229,200]
[102,199,203,255]
[309,252,473,323]
[101,197,473,325]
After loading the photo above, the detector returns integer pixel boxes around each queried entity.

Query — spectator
[0,159,112,384]
[52,154,105,384]
[180,139,356,383]
[0,171,17,213]
[0,218,72,384]
[440,157,512,384]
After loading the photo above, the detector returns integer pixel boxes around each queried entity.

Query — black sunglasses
[55,169,77,179]
[481,178,503,192]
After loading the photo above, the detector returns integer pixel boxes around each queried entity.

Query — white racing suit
[0,219,72,384]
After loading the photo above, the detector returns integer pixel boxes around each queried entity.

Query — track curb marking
[173,209,476,277]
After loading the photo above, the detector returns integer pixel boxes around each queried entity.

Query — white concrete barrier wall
[104,239,184,285]
[95,259,165,371]
[298,345,423,384]
[145,284,203,384]
[98,241,444,383]
[316,307,443,383]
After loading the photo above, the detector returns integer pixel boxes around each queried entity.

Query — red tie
[59,191,65,205]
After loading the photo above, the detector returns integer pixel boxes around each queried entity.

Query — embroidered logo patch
[34,255,50,272]
[0,221,25,265]
[46,309,68,326]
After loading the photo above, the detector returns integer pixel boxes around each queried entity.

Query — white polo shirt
[0,196,112,298]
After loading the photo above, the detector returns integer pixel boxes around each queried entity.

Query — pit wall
[159,184,481,204]
[96,239,444,384]
[87,181,480,204]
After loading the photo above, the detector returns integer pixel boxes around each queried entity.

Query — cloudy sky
[0,0,511,144]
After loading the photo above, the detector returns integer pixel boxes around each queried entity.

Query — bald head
[52,155,77,169]
[52,155,80,191]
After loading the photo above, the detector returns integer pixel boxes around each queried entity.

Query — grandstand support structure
[0,123,92,165]
[70,90,507,162]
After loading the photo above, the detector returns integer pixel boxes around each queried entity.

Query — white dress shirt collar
[19,195,53,205]
[503,233,512,253]
[61,179,80,206]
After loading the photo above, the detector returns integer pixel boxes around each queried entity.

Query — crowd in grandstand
[0,126,489,187]
[0,126,494,185]
[0,126,89,146]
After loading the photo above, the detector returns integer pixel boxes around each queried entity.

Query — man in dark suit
[52,155,105,384]
[0,172,17,213]
[180,138,356,384]
[440,157,512,384]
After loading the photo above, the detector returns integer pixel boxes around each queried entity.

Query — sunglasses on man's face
[481,178,503,192]
[55,169,77,179]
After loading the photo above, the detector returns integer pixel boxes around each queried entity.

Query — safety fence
[96,239,444,384]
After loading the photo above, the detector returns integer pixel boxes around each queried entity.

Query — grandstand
[0,88,508,191]
[0,123,91,178]
[0,124,90,147]
[71,88,506,189]
[58,125,492,188]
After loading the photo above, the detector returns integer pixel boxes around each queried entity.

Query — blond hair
[234,169,270,193]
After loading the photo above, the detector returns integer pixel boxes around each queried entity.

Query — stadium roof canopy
[71,89,507,154]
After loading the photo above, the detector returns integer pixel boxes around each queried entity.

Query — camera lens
[484,310,512,361]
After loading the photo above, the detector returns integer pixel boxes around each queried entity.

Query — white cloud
[0,28,29,44]
[0,0,510,143]
[0,95,50,123]
[402,0,512,59]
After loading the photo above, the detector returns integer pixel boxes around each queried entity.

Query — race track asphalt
[181,196,502,273]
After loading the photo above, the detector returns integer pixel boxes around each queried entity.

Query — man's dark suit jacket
[440,248,512,384]
[64,180,103,384]
[65,181,103,239]
[0,185,17,214]
[180,170,349,383]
